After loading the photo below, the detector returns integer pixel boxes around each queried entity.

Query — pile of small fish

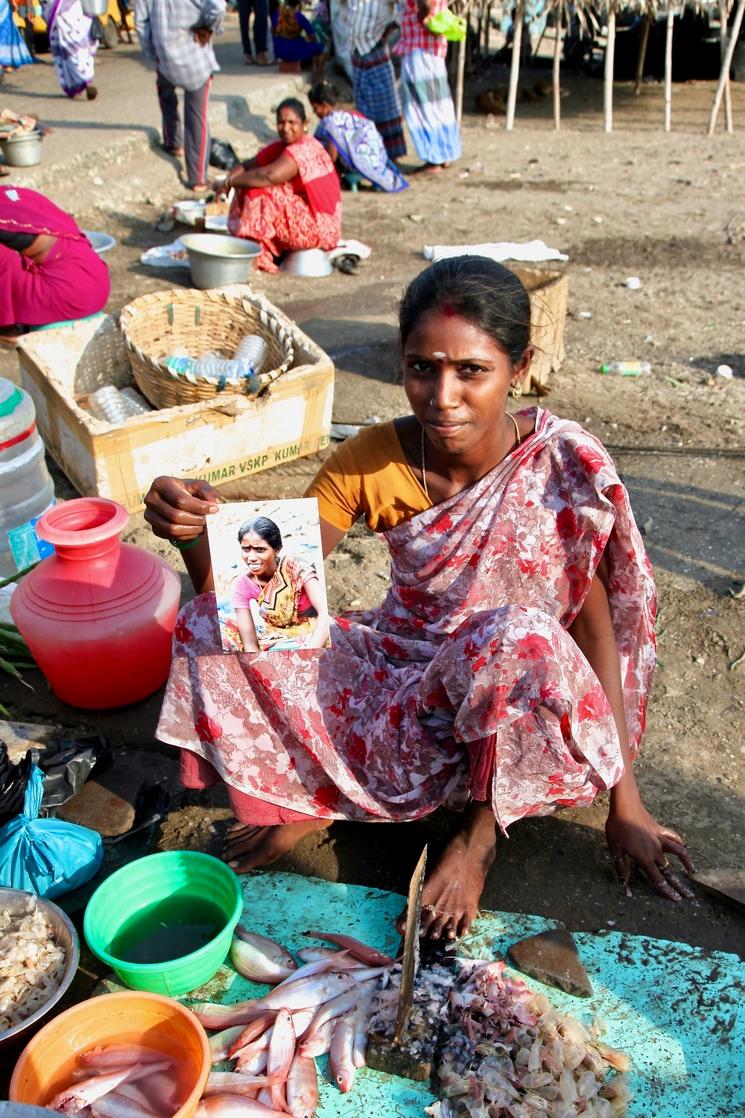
[190,928,396,1118]
[47,1044,184,1117]
[431,959,631,1118]
[0,897,65,1033]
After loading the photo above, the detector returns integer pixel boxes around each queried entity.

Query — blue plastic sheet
[0,765,103,898]
[183,871,744,1118]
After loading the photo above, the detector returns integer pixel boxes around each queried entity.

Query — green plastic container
[83,851,243,997]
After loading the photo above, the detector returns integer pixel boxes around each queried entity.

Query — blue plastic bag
[0,765,103,898]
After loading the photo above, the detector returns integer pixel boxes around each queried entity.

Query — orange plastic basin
[9,991,210,1118]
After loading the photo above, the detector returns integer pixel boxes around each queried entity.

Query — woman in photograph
[230,516,330,652]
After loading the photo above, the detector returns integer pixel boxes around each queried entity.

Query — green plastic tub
[83,851,242,997]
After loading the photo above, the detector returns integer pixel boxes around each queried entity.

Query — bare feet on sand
[397,803,497,941]
[224,819,333,872]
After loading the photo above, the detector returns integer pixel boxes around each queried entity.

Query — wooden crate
[16,293,334,513]
[509,266,568,392]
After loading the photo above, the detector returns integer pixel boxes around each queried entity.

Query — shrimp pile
[191,928,396,1118]
[47,1044,182,1117]
[432,960,631,1118]
[0,897,66,1033]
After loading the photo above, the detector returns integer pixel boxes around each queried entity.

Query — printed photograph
[206,499,331,653]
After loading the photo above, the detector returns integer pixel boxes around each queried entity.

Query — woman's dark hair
[308,80,338,106]
[237,517,283,550]
[277,97,306,121]
[398,256,532,364]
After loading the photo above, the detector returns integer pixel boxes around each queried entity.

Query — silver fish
[77,1047,172,1069]
[251,972,357,1012]
[196,1095,287,1118]
[303,931,395,967]
[209,1026,247,1063]
[329,1014,356,1093]
[267,1009,294,1112]
[286,1054,319,1118]
[234,927,296,971]
[230,937,295,985]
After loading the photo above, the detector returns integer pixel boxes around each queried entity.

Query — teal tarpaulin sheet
[185,872,744,1118]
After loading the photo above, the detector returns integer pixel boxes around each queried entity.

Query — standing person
[135,0,225,192]
[1,0,34,70]
[348,0,405,161]
[42,0,98,99]
[237,0,268,64]
[395,0,460,171]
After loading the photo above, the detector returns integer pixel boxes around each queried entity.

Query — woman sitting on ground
[144,256,694,941]
[308,80,408,194]
[0,185,110,339]
[229,515,330,652]
[219,97,341,273]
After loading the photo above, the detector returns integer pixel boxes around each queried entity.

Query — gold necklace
[420,413,521,502]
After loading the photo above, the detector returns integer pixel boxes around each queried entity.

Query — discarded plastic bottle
[0,378,55,578]
[598,361,652,377]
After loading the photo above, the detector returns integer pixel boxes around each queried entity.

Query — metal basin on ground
[0,888,80,1051]
[280,248,333,277]
[0,132,43,168]
[179,233,260,290]
[83,231,117,255]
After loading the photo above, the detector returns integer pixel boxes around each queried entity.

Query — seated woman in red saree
[220,97,341,273]
[144,257,694,941]
[0,185,110,336]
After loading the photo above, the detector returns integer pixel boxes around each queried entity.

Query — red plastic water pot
[10,497,181,709]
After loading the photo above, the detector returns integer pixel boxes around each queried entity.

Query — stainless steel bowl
[82,231,117,256]
[279,248,333,278]
[0,888,80,1051]
[180,233,260,290]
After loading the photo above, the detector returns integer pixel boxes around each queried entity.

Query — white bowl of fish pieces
[0,887,80,1049]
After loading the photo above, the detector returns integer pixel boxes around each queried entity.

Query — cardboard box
[510,266,568,392]
[17,294,334,513]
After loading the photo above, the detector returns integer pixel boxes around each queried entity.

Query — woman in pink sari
[145,257,693,940]
[0,185,110,335]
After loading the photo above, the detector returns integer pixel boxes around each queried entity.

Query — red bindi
[442,302,456,317]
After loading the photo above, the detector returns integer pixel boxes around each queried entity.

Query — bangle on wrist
[170,534,204,552]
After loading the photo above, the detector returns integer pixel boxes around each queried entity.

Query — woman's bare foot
[397,803,497,941]
[224,819,333,872]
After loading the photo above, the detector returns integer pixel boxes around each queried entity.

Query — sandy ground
[1,40,744,962]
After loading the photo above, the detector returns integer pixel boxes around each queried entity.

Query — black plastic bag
[209,138,239,171]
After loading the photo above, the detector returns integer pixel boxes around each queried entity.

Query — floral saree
[157,409,656,832]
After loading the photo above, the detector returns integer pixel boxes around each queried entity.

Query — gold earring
[511,382,523,399]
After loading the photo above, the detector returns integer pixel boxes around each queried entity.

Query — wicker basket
[119,288,294,408]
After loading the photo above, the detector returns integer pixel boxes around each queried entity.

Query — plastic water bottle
[193,353,259,391]
[119,387,153,414]
[234,334,267,373]
[164,353,199,376]
[0,378,55,577]
[598,361,652,377]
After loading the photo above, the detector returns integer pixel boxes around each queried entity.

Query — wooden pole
[506,0,524,131]
[634,12,651,94]
[604,5,616,132]
[708,0,745,134]
[664,7,674,132]
[720,0,734,132]
[553,9,562,129]
[484,0,492,55]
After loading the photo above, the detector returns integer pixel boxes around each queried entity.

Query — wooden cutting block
[55,759,144,836]
[508,929,593,998]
